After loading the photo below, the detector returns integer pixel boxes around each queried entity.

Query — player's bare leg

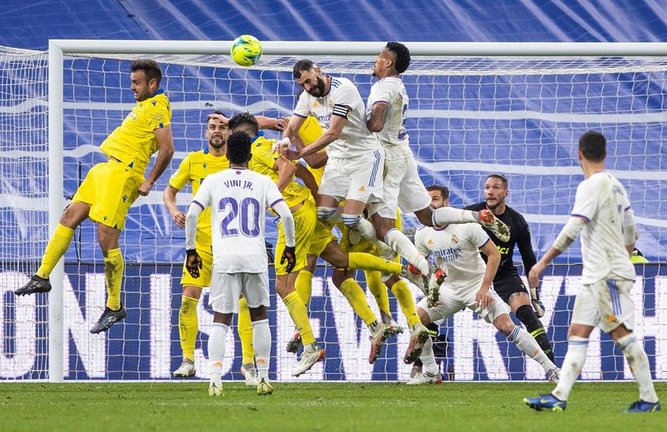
[508,292,555,362]
[414,205,510,242]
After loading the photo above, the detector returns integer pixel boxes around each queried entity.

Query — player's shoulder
[504,204,527,221]
[147,89,170,108]
[184,149,206,162]
[332,77,359,94]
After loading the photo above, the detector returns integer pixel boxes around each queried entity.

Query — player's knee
[494,316,515,336]
[317,206,338,223]
[341,213,362,230]
[515,304,543,332]
[414,207,434,226]
[417,307,431,325]
[331,271,350,288]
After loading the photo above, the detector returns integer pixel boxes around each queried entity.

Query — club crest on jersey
[451,234,459,244]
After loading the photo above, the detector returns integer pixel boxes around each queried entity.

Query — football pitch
[1,382,664,432]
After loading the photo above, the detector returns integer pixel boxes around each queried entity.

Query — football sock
[36,224,74,279]
[365,271,391,320]
[282,291,316,345]
[208,322,229,383]
[348,252,402,274]
[516,304,555,362]
[552,336,589,401]
[507,325,557,372]
[617,334,659,403]
[238,297,255,365]
[390,278,421,328]
[419,338,439,375]
[339,278,377,327]
[295,269,313,306]
[252,319,271,380]
[178,295,199,361]
[104,248,123,311]
[431,207,477,227]
[383,229,429,275]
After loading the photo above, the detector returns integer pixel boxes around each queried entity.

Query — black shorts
[493,275,529,304]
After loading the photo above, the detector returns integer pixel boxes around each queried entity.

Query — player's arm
[273,155,297,192]
[270,190,297,273]
[476,238,500,309]
[257,115,286,131]
[296,112,347,158]
[139,125,175,196]
[291,133,328,169]
[184,201,204,277]
[516,217,546,316]
[163,185,185,228]
[295,162,318,197]
[282,115,307,144]
[623,206,638,256]
[366,101,389,132]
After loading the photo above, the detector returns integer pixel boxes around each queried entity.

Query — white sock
[384,229,429,274]
[432,207,477,227]
[552,336,589,401]
[617,334,659,403]
[507,325,557,372]
[355,217,378,240]
[419,337,439,375]
[208,322,229,383]
[252,319,271,380]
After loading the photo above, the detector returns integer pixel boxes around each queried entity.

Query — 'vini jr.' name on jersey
[223,178,254,191]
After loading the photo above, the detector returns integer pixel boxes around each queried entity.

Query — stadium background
[0,1,665,381]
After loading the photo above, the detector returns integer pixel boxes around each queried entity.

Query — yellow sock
[295,270,313,306]
[391,279,420,328]
[282,291,316,345]
[339,278,377,327]
[348,252,402,274]
[104,248,123,310]
[365,271,391,320]
[238,297,255,365]
[178,295,199,361]
[36,224,74,279]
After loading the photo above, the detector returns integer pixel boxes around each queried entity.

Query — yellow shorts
[72,160,144,230]
[308,220,337,258]
[275,198,317,276]
[180,245,213,288]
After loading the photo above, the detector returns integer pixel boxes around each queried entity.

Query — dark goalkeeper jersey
[465,202,537,281]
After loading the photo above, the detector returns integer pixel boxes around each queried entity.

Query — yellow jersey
[249,136,311,208]
[169,148,230,248]
[100,90,172,174]
[298,115,325,185]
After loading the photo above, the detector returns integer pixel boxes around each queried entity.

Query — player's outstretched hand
[530,287,546,318]
[272,137,291,153]
[475,289,493,310]
[281,246,296,273]
[263,117,286,131]
[171,210,186,229]
[137,180,153,196]
[207,112,230,125]
[528,260,547,290]
[185,249,203,278]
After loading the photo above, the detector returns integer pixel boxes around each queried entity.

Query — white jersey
[366,77,409,148]
[571,171,636,284]
[191,168,285,273]
[415,223,491,291]
[293,76,380,160]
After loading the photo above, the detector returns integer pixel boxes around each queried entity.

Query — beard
[307,76,327,97]
[209,135,225,149]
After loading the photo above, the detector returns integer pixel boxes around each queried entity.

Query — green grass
[1,382,665,432]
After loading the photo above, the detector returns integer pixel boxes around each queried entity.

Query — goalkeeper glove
[185,249,203,278]
[427,268,446,308]
[530,286,545,318]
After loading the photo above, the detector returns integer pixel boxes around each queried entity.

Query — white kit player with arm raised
[525,131,660,413]
[365,42,511,260]
[184,131,296,397]
[406,187,559,385]
[278,59,431,277]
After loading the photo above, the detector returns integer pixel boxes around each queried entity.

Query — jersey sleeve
[414,226,431,257]
[191,177,212,209]
[168,154,191,191]
[467,224,492,249]
[368,81,391,106]
[265,177,286,209]
[145,96,171,130]
[293,91,311,118]
[515,213,537,274]
[333,82,361,118]
[571,180,598,222]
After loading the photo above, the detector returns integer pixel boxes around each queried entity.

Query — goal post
[4,40,665,382]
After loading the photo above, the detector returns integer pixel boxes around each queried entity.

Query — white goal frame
[47,40,667,382]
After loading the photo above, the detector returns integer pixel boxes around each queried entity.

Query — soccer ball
[230,35,263,67]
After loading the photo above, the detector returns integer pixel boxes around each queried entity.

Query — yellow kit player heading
[16,59,175,335]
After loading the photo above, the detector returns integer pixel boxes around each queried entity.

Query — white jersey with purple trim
[414,223,491,291]
[366,77,409,148]
[191,168,284,273]
[293,76,380,160]
[570,171,636,284]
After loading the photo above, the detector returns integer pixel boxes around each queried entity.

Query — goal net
[1,41,666,382]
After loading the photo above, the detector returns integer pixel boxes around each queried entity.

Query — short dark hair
[385,42,411,74]
[293,59,315,79]
[131,59,162,85]
[578,130,606,162]
[485,173,508,189]
[207,110,227,125]
[226,131,252,165]
[228,112,259,136]
[426,184,449,200]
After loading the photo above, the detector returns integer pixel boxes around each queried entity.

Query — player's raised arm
[163,156,192,229]
[273,155,297,192]
[477,236,500,309]
[366,101,388,132]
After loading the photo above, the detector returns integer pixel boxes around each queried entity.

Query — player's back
[575,172,635,282]
[204,168,279,273]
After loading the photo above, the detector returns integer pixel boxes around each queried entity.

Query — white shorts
[417,282,510,324]
[571,278,635,333]
[209,269,270,314]
[318,149,384,204]
[369,145,431,219]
